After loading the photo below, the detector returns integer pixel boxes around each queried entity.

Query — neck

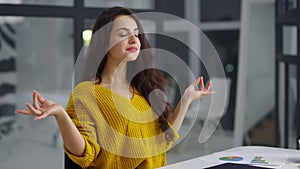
[101,60,128,85]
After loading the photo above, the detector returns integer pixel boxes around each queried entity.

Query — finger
[206,81,212,91]
[34,90,46,104]
[26,103,43,116]
[199,76,204,90]
[204,91,215,95]
[15,109,32,115]
[209,91,216,94]
[32,91,39,109]
[201,76,205,87]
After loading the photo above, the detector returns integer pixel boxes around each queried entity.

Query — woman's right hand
[16,90,64,120]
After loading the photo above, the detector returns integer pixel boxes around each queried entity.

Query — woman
[16,7,214,169]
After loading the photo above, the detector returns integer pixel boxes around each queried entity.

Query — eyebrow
[115,27,139,32]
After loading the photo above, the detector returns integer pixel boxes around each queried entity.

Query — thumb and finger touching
[16,90,56,120]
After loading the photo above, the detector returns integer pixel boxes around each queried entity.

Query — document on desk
[201,152,286,168]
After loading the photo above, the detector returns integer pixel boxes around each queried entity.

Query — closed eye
[119,33,139,38]
[119,34,128,37]
[116,28,139,38]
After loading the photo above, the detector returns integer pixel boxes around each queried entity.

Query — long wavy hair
[91,6,175,142]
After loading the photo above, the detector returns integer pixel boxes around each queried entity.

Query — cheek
[109,39,126,51]
[109,34,125,45]
[137,40,141,49]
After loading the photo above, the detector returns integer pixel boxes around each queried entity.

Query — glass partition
[0,16,73,168]
[16,17,74,93]
[84,0,154,9]
[283,26,297,56]
[0,0,74,6]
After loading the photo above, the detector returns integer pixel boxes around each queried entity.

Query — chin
[126,53,139,61]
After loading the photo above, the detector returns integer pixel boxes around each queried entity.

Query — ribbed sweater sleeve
[64,83,101,168]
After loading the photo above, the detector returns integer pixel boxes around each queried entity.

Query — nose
[128,34,138,44]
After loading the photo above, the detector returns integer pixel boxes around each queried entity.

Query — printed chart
[250,156,268,164]
[219,156,244,162]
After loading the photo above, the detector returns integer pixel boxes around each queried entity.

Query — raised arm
[168,77,215,131]
[15,90,86,157]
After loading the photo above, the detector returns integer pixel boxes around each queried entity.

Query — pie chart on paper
[219,156,244,162]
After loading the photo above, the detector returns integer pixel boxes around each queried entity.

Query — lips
[126,47,138,52]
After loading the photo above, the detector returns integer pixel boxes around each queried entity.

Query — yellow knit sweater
[64,81,178,169]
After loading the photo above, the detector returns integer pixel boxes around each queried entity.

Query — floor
[0,114,234,169]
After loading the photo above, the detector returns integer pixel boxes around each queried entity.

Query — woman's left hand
[183,76,215,102]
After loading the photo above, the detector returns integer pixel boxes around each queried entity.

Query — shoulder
[74,81,95,89]
[73,81,96,92]
[72,81,96,98]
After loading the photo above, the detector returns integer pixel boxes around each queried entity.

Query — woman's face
[107,15,141,63]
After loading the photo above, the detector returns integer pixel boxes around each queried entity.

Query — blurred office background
[0,0,298,168]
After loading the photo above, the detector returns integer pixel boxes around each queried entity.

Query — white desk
[159,146,300,169]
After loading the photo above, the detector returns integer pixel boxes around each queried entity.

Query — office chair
[65,153,81,169]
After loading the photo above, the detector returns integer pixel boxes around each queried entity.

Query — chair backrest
[65,153,82,169]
